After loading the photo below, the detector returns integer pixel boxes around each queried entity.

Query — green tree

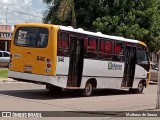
[43,0,61,24]
[92,0,160,52]
[43,0,160,52]
[57,0,77,28]
[43,0,77,28]
[43,0,107,29]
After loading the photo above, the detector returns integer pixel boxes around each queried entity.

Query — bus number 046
[37,56,45,61]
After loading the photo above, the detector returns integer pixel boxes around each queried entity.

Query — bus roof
[15,23,147,47]
[59,25,147,47]
[15,23,52,28]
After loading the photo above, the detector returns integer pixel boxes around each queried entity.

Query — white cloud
[0,0,45,26]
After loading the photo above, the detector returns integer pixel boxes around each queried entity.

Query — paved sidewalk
[0,78,17,82]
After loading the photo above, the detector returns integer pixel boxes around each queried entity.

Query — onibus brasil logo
[108,62,122,70]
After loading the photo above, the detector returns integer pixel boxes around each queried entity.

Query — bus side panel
[54,56,69,88]
[133,64,148,88]
[51,26,59,76]
[81,59,124,89]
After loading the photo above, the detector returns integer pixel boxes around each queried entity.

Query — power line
[0,7,43,18]
[0,4,46,25]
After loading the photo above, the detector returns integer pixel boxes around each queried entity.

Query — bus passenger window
[114,43,123,54]
[99,40,112,60]
[58,32,69,56]
[87,38,98,59]
[113,42,124,62]
[88,38,97,52]
[105,41,112,53]
[100,40,105,53]
[59,33,69,49]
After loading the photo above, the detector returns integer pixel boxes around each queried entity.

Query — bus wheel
[129,82,144,94]
[82,82,94,97]
[136,82,144,93]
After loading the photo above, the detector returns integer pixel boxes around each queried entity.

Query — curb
[0,78,28,84]
[0,78,19,83]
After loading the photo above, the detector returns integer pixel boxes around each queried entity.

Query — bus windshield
[137,48,149,64]
[14,27,48,48]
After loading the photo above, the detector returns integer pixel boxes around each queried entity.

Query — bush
[0,68,8,78]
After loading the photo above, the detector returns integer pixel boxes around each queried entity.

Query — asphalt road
[0,82,159,120]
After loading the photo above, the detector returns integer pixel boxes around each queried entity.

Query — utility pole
[5,6,8,51]
[30,17,32,23]
[5,6,8,30]
[29,3,31,23]
[156,50,160,109]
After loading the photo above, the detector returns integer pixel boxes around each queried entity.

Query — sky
[0,0,47,27]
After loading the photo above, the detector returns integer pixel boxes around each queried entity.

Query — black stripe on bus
[56,74,147,80]
[56,74,123,79]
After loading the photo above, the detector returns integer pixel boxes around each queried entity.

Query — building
[0,25,13,51]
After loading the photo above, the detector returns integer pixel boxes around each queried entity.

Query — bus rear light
[46,58,51,62]
[47,64,51,68]
[46,57,51,73]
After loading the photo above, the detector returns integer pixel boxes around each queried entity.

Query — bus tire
[82,81,94,97]
[136,81,144,93]
[129,81,144,94]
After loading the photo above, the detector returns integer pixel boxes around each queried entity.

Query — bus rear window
[14,27,48,48]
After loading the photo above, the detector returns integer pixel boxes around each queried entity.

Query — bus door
[122,46,136,87]
[67,37,84,87]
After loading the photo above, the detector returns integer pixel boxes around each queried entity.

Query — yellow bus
[9,23,150,96]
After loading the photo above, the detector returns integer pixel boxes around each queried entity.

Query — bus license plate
[24,65,32,72]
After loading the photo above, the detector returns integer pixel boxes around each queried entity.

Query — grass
[0,68,8,78]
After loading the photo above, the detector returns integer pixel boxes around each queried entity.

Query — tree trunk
[71,0,77,29]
